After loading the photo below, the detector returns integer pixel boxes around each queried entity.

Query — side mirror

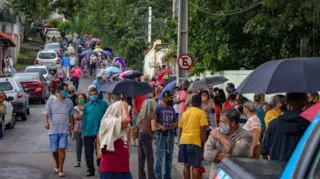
[7,96,14,101]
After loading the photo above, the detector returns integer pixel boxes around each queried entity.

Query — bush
[47,18,60,28]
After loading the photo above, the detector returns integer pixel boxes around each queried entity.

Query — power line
[189,1,263,16]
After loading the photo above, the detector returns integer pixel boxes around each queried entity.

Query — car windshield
[47,31,60,36]
[0,82,13,91]
[38,52,56,59]
[14,75,38,82]
[44,44,59,50]
[25,68,47,75]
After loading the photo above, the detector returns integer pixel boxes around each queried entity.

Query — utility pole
[176,0,188,85]
[148,7,152,44]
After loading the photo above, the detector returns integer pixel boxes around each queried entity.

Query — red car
[13,73,50,104]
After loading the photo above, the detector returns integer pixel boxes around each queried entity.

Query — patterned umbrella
[189,76,228,91]
[104,66,122,73]
[103,50,113,57]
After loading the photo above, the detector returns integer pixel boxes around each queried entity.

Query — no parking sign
[177,54,194,70]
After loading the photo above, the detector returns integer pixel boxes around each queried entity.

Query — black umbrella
[188,76,228,91]
[124,70,143,79]
[237,57,320,94]
[101,79,153,97]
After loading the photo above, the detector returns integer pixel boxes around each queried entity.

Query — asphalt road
[0,76,183,179]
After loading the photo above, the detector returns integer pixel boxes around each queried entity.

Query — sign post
[176,0,189,86]
[177,54,194,71]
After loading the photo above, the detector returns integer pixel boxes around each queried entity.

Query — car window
[39,75,46,82]
[44,44,59,50]
[26,68,47,75]
[0,82,13,91]
[38,52,56,59]
[14,75,38,82]
[47,31,60,36]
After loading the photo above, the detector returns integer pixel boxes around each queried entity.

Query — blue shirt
[155,105,177,136]
[82,99,108,136]
[93,80,101,91]
[61,56,70,67]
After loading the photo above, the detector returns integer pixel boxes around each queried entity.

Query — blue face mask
[219,123,231,134]
[90,95,98,101]
[61,90,68,98]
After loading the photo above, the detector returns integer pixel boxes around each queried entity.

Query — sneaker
[58,172,66,177]
[74,162,80,167]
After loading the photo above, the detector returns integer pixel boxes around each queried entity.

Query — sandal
[53,168,59,174]
[58,172,66,177]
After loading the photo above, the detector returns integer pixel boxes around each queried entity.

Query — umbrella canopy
[300,103,320,122]
[80,49,93,56]
[91,38,101,43]
[104,66,122,73]
[113,57,126,70]
[160,81,177,100]
[101,80,153,97]
[119,70,132,79]
[103,50,113,57]
[93,48,103,53]
[165,76,176,86]
[121,70,143,79]
[237,58,320,94]
[189,76,228,91]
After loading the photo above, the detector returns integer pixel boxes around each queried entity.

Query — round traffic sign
[177,54,194,70]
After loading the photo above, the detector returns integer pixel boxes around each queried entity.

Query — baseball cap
[162,90,173,98]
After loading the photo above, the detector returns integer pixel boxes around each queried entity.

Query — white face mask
[218,123,231,134]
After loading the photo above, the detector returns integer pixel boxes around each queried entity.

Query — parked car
[25,65,52,86]
[44,27,57,37]
[35,50,60,73]
[213,114,320,179]
[0,91,15,137]
[0,77,29,121]
[44,42,63,57]
[14,73,49,104]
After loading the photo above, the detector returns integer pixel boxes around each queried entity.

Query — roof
[25,65,47,69]
[14,72,39,76]
[0,32,15,47]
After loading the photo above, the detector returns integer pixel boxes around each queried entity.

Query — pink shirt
[177,90,188,114]
[71,68,81,78]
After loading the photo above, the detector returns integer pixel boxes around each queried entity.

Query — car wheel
[0,116,4,138]
[26,108,30,115]
[6,113,15,129]
[41,97,46,104]
[21,109,27,121]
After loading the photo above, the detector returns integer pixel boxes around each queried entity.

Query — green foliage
[47,18,60,28]
[57,21,70,32]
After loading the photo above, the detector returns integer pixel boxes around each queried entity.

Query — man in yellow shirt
[265,94,285,128]
[178,95,208,179]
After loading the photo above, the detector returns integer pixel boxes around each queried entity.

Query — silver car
[35,50,60,73]
[25,65,53,87]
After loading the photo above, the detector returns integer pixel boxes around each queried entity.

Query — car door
[3,94,13,125]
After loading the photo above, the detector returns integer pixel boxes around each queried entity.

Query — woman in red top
[223,93,237,110]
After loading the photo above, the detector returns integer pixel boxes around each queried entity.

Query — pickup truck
[214,114,320,179]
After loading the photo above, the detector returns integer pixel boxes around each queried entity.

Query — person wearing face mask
[306,92,320,108]
[73,93,87,168]
[175,80,190,141]
[242,101,261,158]
[265,94,285,128]
[222,93,237,110]
[92,75,104,100]
[155,91,178,179]
[199,90,216,136]
[43,83,75,177]
[82,87,108,177]
[204,108,253,178]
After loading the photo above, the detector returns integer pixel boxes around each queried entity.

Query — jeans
[74,132,83,162]
[154,133,174,179]
[73,77,79,91]
[62,66,70,79]
[84,135,98,173]
[138,132,156,179]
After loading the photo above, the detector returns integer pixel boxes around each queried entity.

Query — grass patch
[15,53,35,71]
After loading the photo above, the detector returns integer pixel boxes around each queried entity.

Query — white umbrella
[93,48,103,53]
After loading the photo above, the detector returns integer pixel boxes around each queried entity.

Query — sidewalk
[172,138,211,179]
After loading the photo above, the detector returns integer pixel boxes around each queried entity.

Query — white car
[35,50,60,73]
[0,91,15,137]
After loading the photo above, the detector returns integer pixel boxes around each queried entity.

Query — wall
[143,40,168,77]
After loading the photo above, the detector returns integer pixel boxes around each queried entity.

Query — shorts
[49,133,68,152]
[178,144,202,167]
[100,172,132,179]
